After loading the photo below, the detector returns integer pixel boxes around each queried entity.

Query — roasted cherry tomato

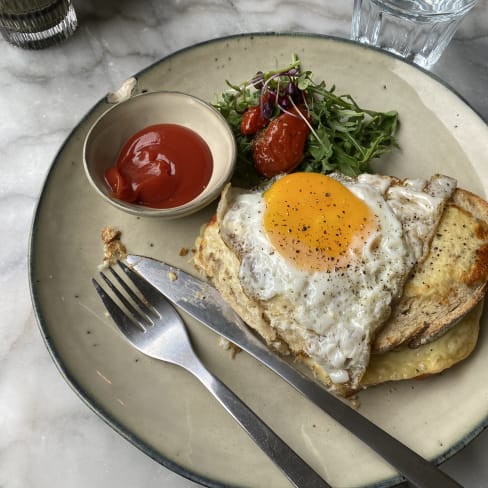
[252,106,310,178]
[240,105,269,135]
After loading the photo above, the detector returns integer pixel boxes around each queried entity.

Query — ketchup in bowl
[105,123,213,208]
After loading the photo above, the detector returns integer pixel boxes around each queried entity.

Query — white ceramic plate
[29,34,488,488]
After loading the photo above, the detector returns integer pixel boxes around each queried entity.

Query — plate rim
[28,31,488,488]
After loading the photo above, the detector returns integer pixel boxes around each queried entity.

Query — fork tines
[92,262,157,332]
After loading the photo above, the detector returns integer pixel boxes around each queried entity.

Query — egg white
[217,173,456,385]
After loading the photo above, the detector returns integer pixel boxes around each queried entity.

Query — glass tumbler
[0,0,77,49]
[351,0,478,69]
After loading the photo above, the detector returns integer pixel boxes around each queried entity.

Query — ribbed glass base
[0,2,77,49]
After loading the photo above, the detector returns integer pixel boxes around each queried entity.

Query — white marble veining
[1,0,487,487]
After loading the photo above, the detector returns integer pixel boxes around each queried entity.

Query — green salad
[213,54,399,186]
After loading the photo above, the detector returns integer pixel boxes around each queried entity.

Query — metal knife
[125,254,461,488]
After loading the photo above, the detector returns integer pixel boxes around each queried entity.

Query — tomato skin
[252,106,310,178]
[240,106,269,135]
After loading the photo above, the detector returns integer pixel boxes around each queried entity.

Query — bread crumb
[101,226,127,266]
[349,396,361,409]
[218,337,241,358]
[179,247,189,257]
[168,271,178,282]
[102,226,121,244]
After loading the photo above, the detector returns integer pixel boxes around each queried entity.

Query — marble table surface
[2,0,488,487]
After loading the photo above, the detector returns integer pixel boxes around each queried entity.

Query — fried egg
[217,172,456,385]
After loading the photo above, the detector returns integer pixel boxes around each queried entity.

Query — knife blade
[125,254,461,488]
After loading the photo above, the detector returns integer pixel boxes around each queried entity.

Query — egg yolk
[263,173,378,272]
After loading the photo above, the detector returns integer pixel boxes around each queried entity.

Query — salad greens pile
[213,54,399,186]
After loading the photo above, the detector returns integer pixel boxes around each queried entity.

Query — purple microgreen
[250,71,264,90]
[286,81,297,99]
[274,99,296,119]
[278,95,290,110]
[287,96,325,151]
[260,88,276,119]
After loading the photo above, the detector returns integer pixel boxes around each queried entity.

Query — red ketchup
[104,123,213,208]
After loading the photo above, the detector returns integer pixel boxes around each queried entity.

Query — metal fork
[92,263,330,488]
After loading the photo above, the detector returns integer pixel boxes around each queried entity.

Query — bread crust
[372,188,488,352]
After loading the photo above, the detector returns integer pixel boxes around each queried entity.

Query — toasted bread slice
[372,188,488,353]
[193,212,484,395]
[194,187,488,395]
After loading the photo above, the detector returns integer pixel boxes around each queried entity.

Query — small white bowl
[83,91,236,218]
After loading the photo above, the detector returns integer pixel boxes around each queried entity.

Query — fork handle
[186,358,330,488]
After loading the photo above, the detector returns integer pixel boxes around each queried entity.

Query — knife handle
[244,344,463,488]
[186,357,330,488]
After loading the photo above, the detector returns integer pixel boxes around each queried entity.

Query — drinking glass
[0,0,77,49]
[351,0,479,69]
